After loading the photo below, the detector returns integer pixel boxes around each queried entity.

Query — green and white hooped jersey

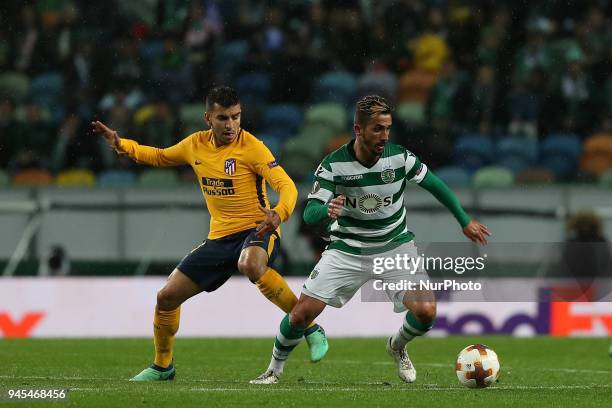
[308,141,428,255]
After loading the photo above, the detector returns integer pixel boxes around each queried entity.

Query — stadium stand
[0,1,611,185]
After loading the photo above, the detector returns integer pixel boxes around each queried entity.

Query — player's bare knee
[237,258,266,282]
[156,287,181,310]
[413,301,436,324]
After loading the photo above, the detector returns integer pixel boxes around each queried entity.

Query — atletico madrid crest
[224,158,237,175]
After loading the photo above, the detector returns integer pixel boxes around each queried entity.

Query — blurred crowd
[1,0,612,187]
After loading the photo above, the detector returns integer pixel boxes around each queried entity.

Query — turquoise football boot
[304,324,329,363]
[130,363,176,381]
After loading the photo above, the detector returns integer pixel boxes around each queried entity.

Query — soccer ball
[455,344,500,388]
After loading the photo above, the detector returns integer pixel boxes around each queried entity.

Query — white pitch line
[66,384,612,393]
[334,361,612,375]
[540,368,612,375]
[1,365,609,383]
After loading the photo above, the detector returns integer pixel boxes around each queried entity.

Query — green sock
[270,315,305,366]
[390,310,434,350]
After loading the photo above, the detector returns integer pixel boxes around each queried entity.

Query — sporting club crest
[224,158,237,175]
[381,168,395,184]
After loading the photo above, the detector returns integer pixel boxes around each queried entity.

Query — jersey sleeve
[117,135,191,167]
[250,140,298,222]
[307,158,335,203]
[404,150,428,183]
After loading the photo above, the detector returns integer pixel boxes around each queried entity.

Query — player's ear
[203,112,211,127]
[353,122,361,138]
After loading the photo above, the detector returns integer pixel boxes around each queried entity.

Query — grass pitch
[2,337,610,407]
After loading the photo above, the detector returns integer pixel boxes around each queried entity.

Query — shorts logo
[381,168,395,184]
[224,158,237,175]
[310,268,319,279]
[311,180,320,194]
[358,193,383,214]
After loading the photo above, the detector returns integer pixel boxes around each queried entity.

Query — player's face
[205,103,242,145]
[355,114,392,156]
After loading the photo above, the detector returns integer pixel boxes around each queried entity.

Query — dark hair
[206,86,240,110]
[354,95,393,126]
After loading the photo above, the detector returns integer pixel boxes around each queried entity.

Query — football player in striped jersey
[251,95,490,384]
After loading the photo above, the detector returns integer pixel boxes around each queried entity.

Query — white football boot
[249,370,281,385]
[386,337,417,383]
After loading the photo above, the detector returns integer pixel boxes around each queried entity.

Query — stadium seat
[299,123,337,147]
[472,166,514,188]
[235,72,271,100]
[262,104,303,137]
[495,136,538,173]
[30,72,64,104]
[283,131,330,165]
[433,166,471,187]
[599,169,612,186]
[304,103,347,134]
[56,169,96,187]
[313,71,357,106]
[0,72,30,102]
[180,103,205,135]
[12,169,53,186]
[452,134,494,172]
[325,133,352,155]
[214,40,249,80]
[397,69,438,103]
[139,169,179,188]
[515,167,556,184]
[580,134,612,177]
[396,102,426,126]
[97,170,137,188]
[279,150,320,181]
[0,170,9,188]
[540,133,581,179]
[357,70,398,100]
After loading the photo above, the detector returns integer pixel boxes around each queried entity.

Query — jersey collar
[347,139,382,169]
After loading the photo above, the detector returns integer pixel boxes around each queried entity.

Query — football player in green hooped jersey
[250,95,491,384]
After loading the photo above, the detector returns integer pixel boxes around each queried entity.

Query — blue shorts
[177,228,280,292]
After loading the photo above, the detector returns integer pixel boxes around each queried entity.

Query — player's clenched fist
[327,195,345,220]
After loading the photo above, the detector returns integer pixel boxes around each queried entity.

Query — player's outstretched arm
[91,120,189,167]
[417,170,491,245]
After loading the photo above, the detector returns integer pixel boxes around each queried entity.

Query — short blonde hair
[354,95,392,126]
